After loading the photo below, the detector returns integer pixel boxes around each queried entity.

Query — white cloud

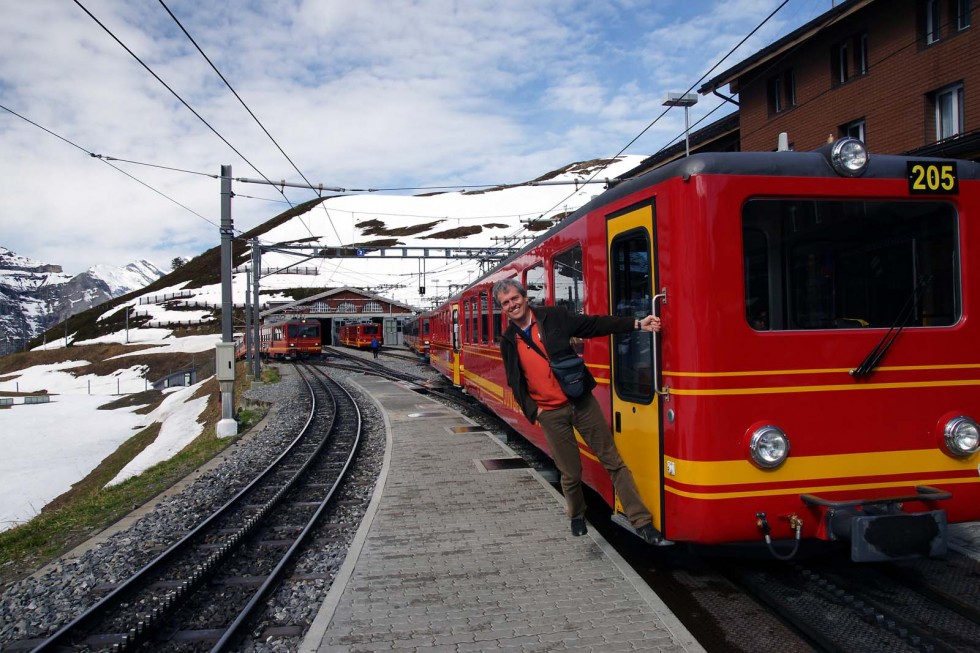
[1,0,829,277]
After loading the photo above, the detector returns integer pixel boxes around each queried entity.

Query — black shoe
[637,524,659,544]
[571,518,588,536]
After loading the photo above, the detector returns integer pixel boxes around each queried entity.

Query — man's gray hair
[492,278,526,302]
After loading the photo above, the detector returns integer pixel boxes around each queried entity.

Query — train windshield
[288,324,320,338]
[744,199,960,331]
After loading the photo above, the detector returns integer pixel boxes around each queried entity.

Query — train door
[451,302,461,386]
[606,202,665,534]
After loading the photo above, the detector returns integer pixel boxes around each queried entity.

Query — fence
[139,291,194,305]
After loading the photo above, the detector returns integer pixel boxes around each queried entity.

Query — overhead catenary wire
[0,102,220,229]
[155,0,331,244]
[496,0,793,250]
[71,1,295,211]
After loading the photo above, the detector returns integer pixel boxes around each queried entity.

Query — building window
[840,119,866,142]
[926,0,942,43]
[856,33,869,75]
[935,83,965,140]
[785,69,796,107]
[957,0,972,30]
[364,301,383,312]
[835,41,850,84]
[768,76,783,113]
[767,69,795,114]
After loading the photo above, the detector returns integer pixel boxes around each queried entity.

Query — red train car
[430,140,980,562]
[338,322,383,349]
[259,319,321,360]
[402,314,432,357]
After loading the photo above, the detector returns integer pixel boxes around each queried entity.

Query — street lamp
[662,92,699,157]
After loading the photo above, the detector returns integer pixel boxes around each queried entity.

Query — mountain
[0,248,164,354]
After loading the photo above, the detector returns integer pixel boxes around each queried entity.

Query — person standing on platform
[370,335,380,359]
[493,278,661,543]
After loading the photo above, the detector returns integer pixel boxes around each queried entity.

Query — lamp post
[662,92,699,156]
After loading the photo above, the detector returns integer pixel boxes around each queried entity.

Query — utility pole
[251,238,261,381]
[215,164,238,437]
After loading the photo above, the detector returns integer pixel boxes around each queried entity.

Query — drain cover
[480,458,530,471]
[450,425,488,433]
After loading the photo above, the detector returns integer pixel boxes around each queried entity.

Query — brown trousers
[536,394,652,528]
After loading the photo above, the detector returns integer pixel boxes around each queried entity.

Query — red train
[427,139,980,562]
[338,322,383,349]
[259,319,321,360]
[402,315,431,357]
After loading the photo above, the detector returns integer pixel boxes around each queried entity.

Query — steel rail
[30,372,320,652]
[213,363,362,651]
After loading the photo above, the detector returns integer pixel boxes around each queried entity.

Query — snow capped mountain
[0,248,164,354]
[87,260,166,296]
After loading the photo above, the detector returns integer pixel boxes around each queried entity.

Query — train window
[525,265,546,305]
[422,318,430,336]
[743,199,960,330]
[480,292,490,344]
[553,246,584,314]
[470,297,479,343]
[288,323,319,338]
[610,229,655,402]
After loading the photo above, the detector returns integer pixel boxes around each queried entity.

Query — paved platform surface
[300,376,704,653]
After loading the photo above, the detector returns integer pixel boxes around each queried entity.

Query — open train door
[606,202,666,537]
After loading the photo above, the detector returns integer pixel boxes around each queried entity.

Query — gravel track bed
[0,354,438,651]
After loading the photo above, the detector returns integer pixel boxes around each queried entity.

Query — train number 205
[907,161,959,195]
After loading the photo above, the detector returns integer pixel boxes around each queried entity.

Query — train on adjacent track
[257,318,322,360]
[338,322,383,349]
[424,139,980,562]
[402,314,431,357]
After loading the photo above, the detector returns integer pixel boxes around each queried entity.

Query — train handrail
[652,289,668,400]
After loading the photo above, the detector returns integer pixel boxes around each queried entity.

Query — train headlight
[746,424,790,469]
[830,138,869,177]
[943,416,980,457]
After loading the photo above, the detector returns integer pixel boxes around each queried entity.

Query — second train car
[338,322,383,349]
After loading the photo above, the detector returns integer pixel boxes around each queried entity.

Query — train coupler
[801,486,950,562]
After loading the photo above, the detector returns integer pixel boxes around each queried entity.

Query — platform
[300,375,705,652]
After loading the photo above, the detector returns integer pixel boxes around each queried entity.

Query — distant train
[338,322,383,349]
[426,139,980,562]
[259,319,321,360]
[402,315,431,357]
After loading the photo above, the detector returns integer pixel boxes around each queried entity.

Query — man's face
[496,286,529,324]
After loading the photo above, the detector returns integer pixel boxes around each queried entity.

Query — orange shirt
[516,323,567,411]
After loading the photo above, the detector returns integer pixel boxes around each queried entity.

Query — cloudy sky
[1,0,832,277]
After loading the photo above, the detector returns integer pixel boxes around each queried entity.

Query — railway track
[27,364,362,652]
[720,551,980,653]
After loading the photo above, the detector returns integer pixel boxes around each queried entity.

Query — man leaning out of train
[492,278,661,543]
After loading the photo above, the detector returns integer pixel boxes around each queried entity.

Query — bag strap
[515,325,549,361]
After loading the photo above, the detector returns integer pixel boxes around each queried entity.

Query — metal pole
[245,265,252,370]
[125,306,129,344]
[217,164,237,436]
[251,239,261,381]
[220,165,234,344]
[684,105,691,157]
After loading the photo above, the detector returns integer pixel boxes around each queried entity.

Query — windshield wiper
[850,274,932,379]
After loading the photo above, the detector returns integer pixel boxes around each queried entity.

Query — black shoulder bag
[516,327,588,399]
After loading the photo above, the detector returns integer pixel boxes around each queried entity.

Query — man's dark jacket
[500,305,634,423]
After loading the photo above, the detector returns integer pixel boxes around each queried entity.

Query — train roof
[448,145,980,299]
[507,146,980,265]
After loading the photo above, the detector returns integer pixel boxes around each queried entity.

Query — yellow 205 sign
[907,161,959,194]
